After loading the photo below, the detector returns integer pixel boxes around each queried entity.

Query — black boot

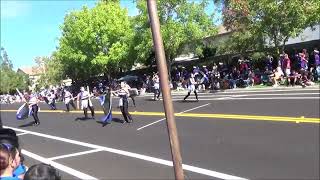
[84,108,88,119]
[194,91,199,101]
[184,92,190,101]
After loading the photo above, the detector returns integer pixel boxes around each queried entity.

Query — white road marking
[136,118,166,131]
[137,103,211,131]
[139,88,319,97]
[22,149,98,180]
[4,126,247,180]
[171,97,320,101]
[17,132,29,136]
[213,88,319,94]
[161,92,320,98]
[48,149,104,161]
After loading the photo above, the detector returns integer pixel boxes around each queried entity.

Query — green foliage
[223,0,320,55]
[34,55,64,88]
[56,1,133,81]
[250,52,266,62]
[0,65,28,94]
[133,0,217,67]
[197,44,217,58]
[0,48,28,94]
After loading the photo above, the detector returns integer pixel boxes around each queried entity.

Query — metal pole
[147,1,185,179]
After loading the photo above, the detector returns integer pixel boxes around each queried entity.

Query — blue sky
[1,0,218,70]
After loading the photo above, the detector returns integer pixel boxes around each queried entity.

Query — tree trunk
[165,53,172,82]
[281,37,289,53]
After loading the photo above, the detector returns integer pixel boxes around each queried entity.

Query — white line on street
[158,92,320,98]
[178,103,211,113]
[136,118,166,131]
[171,97,320,101]
[137,103,211,131]
[48,149,104,161]
[139,88,319,97]
[4,126,247,180]
[16,132,29,136]
[22,149,98,180]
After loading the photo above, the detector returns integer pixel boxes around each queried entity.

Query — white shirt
[28,95,38,105]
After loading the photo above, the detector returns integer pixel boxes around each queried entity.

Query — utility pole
[147,0,185,179]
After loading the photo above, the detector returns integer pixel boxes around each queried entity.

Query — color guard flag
[99,92,112,123]
[16,103,30,120]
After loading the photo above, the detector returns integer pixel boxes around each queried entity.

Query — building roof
[217,25,230,35]
[17,66,42,76]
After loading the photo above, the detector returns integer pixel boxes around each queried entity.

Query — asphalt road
[1,87,319,180]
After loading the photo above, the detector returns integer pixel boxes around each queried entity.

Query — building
[174,23,320,65]
[17,66,43,90]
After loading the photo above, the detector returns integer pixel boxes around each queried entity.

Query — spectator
[266,55,273,71]
[282,54,291,77]
[315,64,320,82]
[301,70,315,87]
[0,128,27,179]
[315,49,320,67]
[24,163,61,180]
[0,143,21,180]
[270,67,284,87]
[300,51,308,70]
[287,70,301,86]
[244,70,255,87]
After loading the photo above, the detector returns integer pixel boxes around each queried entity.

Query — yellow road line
[1,109,319,124]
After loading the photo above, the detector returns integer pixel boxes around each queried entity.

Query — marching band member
[26,91,41,126]
[113,82,133,123]
[153,73,160,101]
[47,90,57,110]
[63,89,76,112]
[183,73,199,101]
[77,87,95,119]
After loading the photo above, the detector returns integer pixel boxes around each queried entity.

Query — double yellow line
[1,109,319,124]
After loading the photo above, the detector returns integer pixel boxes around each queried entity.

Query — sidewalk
[142,84,320,96]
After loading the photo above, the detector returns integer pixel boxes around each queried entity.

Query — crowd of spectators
[168,49,319,90]
[0,128,61,180]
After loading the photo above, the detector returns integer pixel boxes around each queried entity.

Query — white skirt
[118,98,123,107]
[154,83,160,90]
[188,85,196,92]
[81,99,92,109]
[64,97,71,105]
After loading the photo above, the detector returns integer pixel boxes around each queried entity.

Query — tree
[0,49,28,94]
[222,0,320,55]
[0,67,19,93]
[0,47,13,69]
[133,0,217,72]
[56,1,133,82]
[34,54,64,88]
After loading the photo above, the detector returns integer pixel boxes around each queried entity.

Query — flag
[99,92,112,123]
[16,103,30,120]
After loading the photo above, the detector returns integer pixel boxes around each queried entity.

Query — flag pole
[146,1,185,179]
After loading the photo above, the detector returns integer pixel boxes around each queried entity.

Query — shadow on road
[74,117,95,121]
[19,121,35,127]
[145,99,158,102]
[96,118,125,127]
[176,100,199,103]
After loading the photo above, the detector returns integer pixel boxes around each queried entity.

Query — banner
[16,103,30,120]
[99,92,112,123]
